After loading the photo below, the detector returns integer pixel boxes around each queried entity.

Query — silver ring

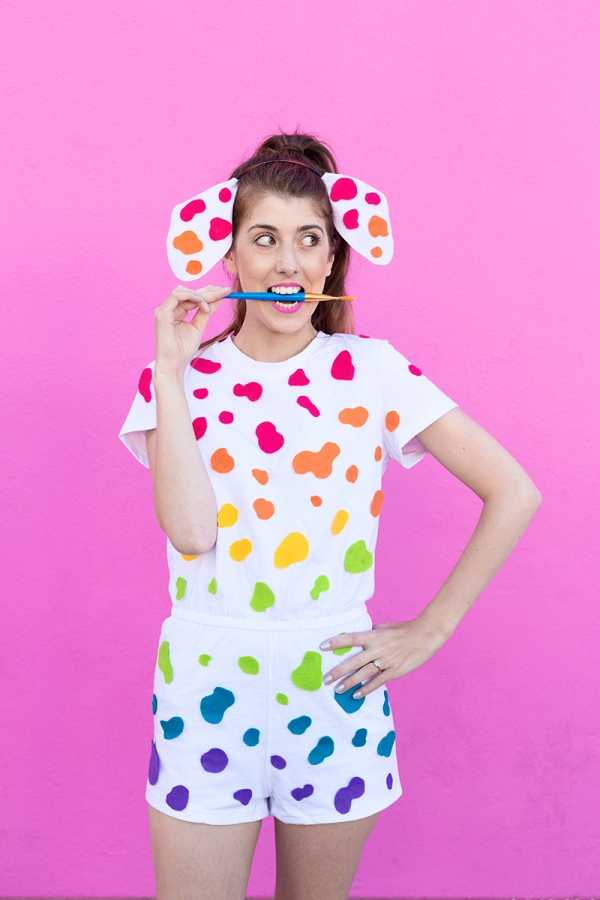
[372,659,382,670]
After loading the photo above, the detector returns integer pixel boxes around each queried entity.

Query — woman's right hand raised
[154,285,231,376]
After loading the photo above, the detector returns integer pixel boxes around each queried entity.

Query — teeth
[271,286,302,295]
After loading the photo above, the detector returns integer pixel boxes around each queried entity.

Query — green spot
[291,651,323,692]
[250,581,275,612]
[175,577,187,600]
[198,654,211,667]
[310,575,330,600]
[344,540,373,574]
[158,641,173,684]
[208,578,217,595]
[333,632,352,656]
[238,655,260,675]
[276,693,289,705]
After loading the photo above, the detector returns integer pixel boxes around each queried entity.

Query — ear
[223,249,238,275]
[326,252,334,277]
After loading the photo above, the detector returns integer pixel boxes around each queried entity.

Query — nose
[274,239,300,276]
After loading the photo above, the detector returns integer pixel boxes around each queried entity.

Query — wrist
[154,365,187,391]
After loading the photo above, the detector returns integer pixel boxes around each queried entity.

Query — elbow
[160,521,217,556]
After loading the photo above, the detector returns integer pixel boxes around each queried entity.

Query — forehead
[240,192,326,228]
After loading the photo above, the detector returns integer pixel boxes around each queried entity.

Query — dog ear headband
[167,159,393,280]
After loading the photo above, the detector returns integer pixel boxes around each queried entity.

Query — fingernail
[320,642,330,650]
[323,675,332,684]
[335,684,345,693]
[353,690,362,699]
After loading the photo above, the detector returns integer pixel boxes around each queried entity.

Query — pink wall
[1,1,598,896]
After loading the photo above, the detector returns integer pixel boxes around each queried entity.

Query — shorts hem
[146,788,270,825]
[270,784,403,825]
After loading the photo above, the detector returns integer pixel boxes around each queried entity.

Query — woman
[120,132,542,900]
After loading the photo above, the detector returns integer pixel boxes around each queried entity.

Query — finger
[190,295,224,320]
[350,670,389,699]
[322,647,374,685]
[329,659,383,693]
[319,631,372,652]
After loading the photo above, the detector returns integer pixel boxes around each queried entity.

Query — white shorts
[146,605,402,825]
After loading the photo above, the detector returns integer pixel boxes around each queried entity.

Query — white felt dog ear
[167,178,239,280]
[321,173,393,265]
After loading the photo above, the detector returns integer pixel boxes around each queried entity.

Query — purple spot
[386,773,393,790]
[333,776,365,815]
[291,783,314,801]
[270,755,287,770]
[166,784,189,811]
[201,747,229,773]
[148,740,160,785]
[233,788,253,806]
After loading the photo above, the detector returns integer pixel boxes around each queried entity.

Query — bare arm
[146,284,230,556]
[321,407,543,695]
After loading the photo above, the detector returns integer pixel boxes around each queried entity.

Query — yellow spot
[181,553,199,561]
[217,503,238,527]
[331,510,349,535]
[274,532,309,569]
[230,539,252,562]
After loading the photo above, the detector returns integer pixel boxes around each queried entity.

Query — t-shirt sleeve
[118,362,157,468]
[380,341,459,469]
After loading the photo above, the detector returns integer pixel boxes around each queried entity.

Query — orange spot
[371,246,383,258]
[186,260,203,275]
[331,510,349,534]
[368,215,388,238]
[339,407,369,427]
[346,465,358,483]
[211,448,234,473]
[252,469,269,485]
[370,490,385,517]
[385,410,400,432]
[374,446,382,462]
[293,442,340,479]
[310,496,323,507]
[173,231,204,255]
[181,554,199,561]
[253,498,274,520]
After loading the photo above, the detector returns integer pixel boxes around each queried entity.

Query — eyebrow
[247,223,325,234]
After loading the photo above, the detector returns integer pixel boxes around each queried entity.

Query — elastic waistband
[169,604,370,632]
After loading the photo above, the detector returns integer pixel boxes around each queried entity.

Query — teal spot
[250,581,275,612]
[352,728,367,747]
[198,654,211,666]
[288,716,312,735]
[160,716,184,740]
[175,577,187,600]
[332,632,352,656]
[334,685,366,714]
[383,690,390,716]
[200,687,235,724]
[310,575,330,600]
[208,577,217,595]
[238,656,260,675]
[152,694,157,715]
[377,730,396,757]
[343,540,373,574]
[276,693,289,705]
[243,728,260,747]
[308,736,334,765]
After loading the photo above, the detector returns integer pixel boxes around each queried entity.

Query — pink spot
[209,217,233,241]
[331,350,355,381]
[330,177,358,202]
[138,368,152,403]
[288,368,310,386]
[343,209,359,230]
[180,198,206,221]
[233,381,263,402]
[191,358,222,374]
[297,396,320,417]
[219,187,232,202]
[365,192,381,205]
[408,364,422,376]
[193,417,207,440]
[359,334,370,339]
[193,388,209,399]
[219,411,234,424]
[256,421,284,454]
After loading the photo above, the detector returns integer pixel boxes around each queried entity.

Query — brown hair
[199,131,353,350]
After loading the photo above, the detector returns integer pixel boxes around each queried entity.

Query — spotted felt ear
[166,178,239,280]
[321,173,393,265]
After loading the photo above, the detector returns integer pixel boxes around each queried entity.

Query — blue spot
[377,730,396,757]
[166,785,189,811]
[152,693,157,715]
[386,773,393,790]
[270,755,287,769]
[352,728,367,747]
[160,716,184,740]
[308,736,334,765]
[334,685,366,714]
[288,715,312,735]
[383,690,390,716]
[334,776,365,814]
[148,740,159,785]
[243,727,260,746]
[291,783,314,801]
[200,687,235,724]
[200,747,228,773]
[233,788,252,806]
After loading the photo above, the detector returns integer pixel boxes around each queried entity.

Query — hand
[320,617,450,699]
[154,284,231,376]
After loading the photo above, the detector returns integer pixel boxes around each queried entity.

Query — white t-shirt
[120,332,458,620]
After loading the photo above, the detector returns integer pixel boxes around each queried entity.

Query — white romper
[119,331,458,824]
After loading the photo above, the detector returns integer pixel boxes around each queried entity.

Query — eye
[255,233,275,246]
[301,234,321,247]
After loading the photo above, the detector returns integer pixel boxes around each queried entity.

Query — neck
[232,319,317,363]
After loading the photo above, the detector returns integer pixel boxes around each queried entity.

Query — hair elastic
[238,158,323,178]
